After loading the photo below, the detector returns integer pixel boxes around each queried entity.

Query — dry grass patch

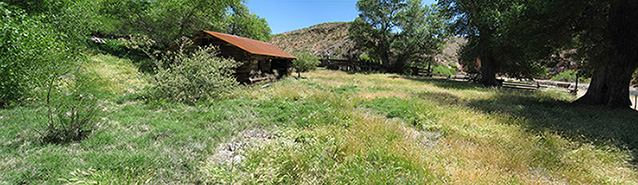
[244,69,637,184]
[83,54,145,94]
[201,109,443,184]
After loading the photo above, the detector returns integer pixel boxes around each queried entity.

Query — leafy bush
[0,4,74,107]
[147,46,241,104]
[551,70,589,83]
[432,65,456,75]
[291,52,321,77]
[358,53,375,62]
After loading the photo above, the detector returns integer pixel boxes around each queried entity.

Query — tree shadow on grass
[402,76,483,90]
[411,77,638,164]
[467,91,638,164]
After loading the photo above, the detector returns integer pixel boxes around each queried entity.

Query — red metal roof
[202,30,297,59]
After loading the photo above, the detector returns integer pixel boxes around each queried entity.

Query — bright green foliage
[148,46,241,104]
[3,0,102,42]
[97,0,271,46]
[222,4,272,42]
[394,4,448,73]
[432,65,456,75]
[550,70,589,83]
[97,0,237,47]
[1,0,52,14]
[439,0,544,86]
[349,0,447,72]
[0,4,74,107]
[291,52,321,77]
[358,53,375,62]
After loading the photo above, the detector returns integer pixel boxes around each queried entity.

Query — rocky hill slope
[270,22,464,68]
[270,22,356,59]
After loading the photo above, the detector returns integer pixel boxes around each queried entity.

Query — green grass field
[1,54,637,184]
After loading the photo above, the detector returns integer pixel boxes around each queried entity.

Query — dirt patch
[209,128,275,165]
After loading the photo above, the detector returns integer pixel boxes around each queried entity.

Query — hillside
[270,22,465,68]
[270,22,356,59]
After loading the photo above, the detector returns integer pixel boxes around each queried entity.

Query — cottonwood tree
[98,0,271,47]
[138,0,239,47]
[349,0,446,72]
[223,3,272,42]
[439,0,527,86]
[517,0,638,108]
[394,4,448,73]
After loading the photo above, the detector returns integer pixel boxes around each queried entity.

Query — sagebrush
[148,46,241,104]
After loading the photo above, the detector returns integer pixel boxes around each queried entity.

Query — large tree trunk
[380,51,391,70]
[480,55,499,87]
[575,59,636,108]
[575,0,638,108]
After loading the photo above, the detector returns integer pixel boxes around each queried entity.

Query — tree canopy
[520,0,638,108]
[439,0,536,86]
[349,0,447,73]
[441,0,638,108]
[97,0,271,47]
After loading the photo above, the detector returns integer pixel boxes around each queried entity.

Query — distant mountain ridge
[270,22,356,59]
[270,22,464,69]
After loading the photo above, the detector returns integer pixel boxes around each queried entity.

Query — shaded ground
[404,75,638,164]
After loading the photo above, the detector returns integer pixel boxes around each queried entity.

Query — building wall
[192,34,292,83]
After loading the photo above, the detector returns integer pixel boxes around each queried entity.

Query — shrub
[551,70,589,83]
[432,65,456,75]
[291,52,321,77]
[147,45,241,104]
[39,73,101,144]
[0,4,74,107]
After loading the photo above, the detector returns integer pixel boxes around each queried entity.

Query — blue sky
[246,0,437,34]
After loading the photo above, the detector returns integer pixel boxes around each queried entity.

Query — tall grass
[205,70,637,184]
[1,63,636,183]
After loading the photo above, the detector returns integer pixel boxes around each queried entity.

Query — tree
[394,4,448,73]
[291,52,321,78]
[0,3,75,107]
[349,0,446,72]
[439,0,527,86]
[98,0,271,47]
[223,4,272,42]
[564,0,638,108]
[510,0,638,108]
[97,0,241,47]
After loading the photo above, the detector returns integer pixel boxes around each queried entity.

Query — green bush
[147,46,241,104]
[551,70,589,83]
[291,52,321,77]
[0,4,74,107]
[432,65,456,75]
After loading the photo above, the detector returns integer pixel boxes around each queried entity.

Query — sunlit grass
[1,66,636,184]
[205,69,637,184]
[82,54,146,94]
